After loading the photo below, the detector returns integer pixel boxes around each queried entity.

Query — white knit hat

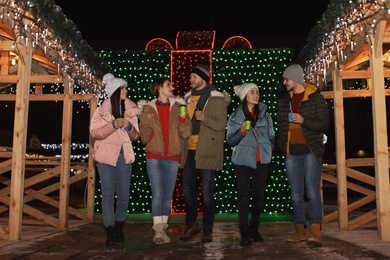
[102,73,127,97]
[234,83,258,101]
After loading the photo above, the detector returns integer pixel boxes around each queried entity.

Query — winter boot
[162,223,171,244]
[104,225,115,246]
[201,226,213,243]
[115,221,125,242]
[287,224,307,243]
[307,224,322,246]
[179,221,201,241]
[249,222,263,242]
[239,224,252,246]
[153,223,165,245]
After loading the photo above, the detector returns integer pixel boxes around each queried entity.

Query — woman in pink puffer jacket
[90,73,141,247]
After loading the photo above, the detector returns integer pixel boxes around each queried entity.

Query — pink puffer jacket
[90,98,141,167]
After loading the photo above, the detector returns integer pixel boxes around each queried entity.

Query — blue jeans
[147,158,179,217]
[182,150,216,227]
[97,151,132,227]
[285,153,322,225]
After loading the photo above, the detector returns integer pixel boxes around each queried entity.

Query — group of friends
[89,63,329,248]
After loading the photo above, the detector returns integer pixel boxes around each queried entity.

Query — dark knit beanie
[191,64,210,83]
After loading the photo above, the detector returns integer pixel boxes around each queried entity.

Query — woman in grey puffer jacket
[226,83,275,246]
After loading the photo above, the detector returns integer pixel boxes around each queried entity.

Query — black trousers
[235,162,269,225]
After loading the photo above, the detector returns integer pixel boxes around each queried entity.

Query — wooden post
[8,35,33,240]
[58,76,73,228]
[87,95,97,220]
[332,68,348,230]
[369,19,390,241]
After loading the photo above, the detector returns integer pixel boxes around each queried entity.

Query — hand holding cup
[116,118,124,128]
[245,120,251,130]
[288,112,294,123]
[194,108,203,121]
[179,105,187,117]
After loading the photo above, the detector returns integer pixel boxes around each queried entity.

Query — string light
[74,48,295,214]
[298,0,389,86]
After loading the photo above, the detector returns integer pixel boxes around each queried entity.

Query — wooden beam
[332,69,349,230]
[0,75,63,84]
[8,36,32,240]
[321,89,390,99]
[58,77,73,228]
[87,96,97,220]
[0,93,93,101]
[369,19,390,241]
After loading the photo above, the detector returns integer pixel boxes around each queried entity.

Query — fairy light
[298,0,390,85]
[0,0,108,93]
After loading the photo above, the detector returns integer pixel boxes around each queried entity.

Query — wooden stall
[0,0,106,240]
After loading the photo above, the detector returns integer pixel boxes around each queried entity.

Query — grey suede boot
[162,223,171,244]
[153,223,165,245]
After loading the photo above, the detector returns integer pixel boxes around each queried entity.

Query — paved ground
[0,214,390,259]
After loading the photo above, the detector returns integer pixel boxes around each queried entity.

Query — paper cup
[288,112,293,122]
[179,105,186,116]
[245,120,251,130]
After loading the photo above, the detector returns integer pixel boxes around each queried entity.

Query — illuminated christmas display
[0,31,295,216]
[93,31,295,215]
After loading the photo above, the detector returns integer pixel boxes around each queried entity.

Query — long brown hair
[110,88,124,118]
[242,98,259,126]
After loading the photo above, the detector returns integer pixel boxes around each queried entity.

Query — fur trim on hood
[137,99,148,112]
[137,96,188,114]
[222,90,231,106]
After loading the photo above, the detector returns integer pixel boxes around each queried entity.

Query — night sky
[53,1,330,53]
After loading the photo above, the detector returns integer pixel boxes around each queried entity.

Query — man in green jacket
[179,63,230,243]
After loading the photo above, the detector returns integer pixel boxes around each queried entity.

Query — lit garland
[0,0,109,92]
[91,48,295,215]
[296,0,390,85]
[36,48,295,214]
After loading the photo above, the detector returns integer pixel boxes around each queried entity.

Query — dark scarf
[191,84,215,134]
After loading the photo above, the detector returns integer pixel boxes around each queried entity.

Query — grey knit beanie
[282,64,304,84]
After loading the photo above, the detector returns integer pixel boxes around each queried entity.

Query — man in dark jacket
[179,63,230,243]
[277,64,329,247]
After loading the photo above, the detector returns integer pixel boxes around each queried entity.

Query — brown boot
[307,224,322,246]
[287,224,307,243]
[179,221,201,241]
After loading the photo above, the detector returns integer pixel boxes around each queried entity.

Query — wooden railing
[321,157,379,230]
[0,146,91,239]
